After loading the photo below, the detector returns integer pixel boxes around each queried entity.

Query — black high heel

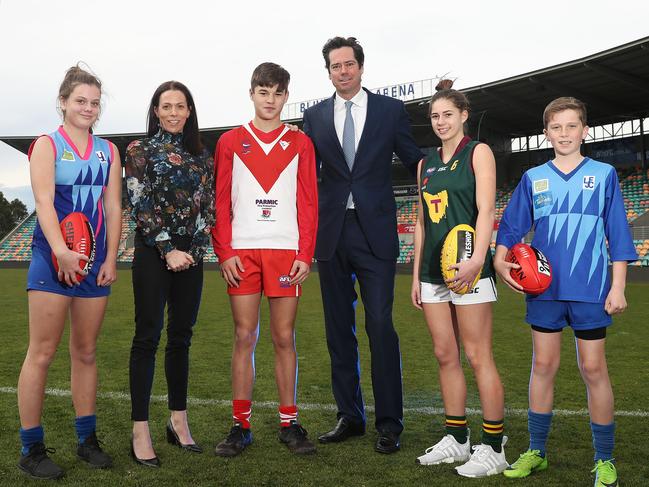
[130,435,161,467]
[166,419,203,453]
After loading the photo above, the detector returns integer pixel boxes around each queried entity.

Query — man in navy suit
[303,36,423,453]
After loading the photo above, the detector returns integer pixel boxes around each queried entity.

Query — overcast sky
[1,0,648,210]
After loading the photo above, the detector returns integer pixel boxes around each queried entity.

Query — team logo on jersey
[278,275,291,288]
[256,198,277,221]
[279,140,290,150]
[533,179,549,194]
[61,149,75,161]
[242,139,252,155]
[533,191,553,209]
[95,151,107,163]
[423,190,448,223]
[450,160,458,171]
[583,176,595,190]
[426,167,435,174]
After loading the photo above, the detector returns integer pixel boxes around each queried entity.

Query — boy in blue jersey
[493,97,637,487]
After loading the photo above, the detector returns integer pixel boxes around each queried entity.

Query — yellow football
[440,224,481,295]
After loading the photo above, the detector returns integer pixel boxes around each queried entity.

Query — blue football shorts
[526,299,611,331]
[27,246,110,298]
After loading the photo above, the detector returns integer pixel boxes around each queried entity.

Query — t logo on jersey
[95,151,106,163]
[583,176,595,190]
[423,190,448,223]
[279,140,290,150]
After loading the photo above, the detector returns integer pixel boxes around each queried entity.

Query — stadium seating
[495,181,518,222]
[618,166,649,222]
[0,213,37,261]
[633,239,649,266]
[396,198,417,224]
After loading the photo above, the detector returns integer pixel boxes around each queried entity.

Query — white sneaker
[455,436,508,478]
[416,433,471,465]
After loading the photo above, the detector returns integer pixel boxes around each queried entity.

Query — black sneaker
[77,431,113,468]
[18,442,65,480]
[214,425,252,457]
[279,422,316,455]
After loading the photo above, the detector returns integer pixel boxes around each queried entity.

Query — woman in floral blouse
[124,80,214,466]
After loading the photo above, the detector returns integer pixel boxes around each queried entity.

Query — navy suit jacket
[303,88,423,261]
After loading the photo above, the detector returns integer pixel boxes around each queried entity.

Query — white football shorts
[420,277,497,305]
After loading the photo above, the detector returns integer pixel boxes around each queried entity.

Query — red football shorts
[227,249,301,297]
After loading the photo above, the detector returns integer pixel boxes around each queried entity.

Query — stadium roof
[3,36,649,156]
[406,35,649,148]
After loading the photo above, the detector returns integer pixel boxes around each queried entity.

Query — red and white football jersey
[212,122,318,264]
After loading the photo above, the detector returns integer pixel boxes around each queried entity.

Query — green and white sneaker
[503,449,548,478]
[592,459,618,487]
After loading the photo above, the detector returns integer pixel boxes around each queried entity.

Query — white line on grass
[2,386,648,418]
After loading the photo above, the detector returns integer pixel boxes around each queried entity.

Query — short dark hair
[250,62,290,92]
[543,96,587,128]
[322,36,364,70]
[146,80,204,156]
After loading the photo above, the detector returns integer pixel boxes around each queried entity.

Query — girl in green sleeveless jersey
[412,80,507,477]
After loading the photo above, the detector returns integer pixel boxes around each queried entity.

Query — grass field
[0,268,648,486]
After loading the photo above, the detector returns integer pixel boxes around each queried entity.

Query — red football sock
[279,405,298,427]
[232,399,252,429]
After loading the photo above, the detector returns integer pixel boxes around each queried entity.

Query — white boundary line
[2,386,649,418]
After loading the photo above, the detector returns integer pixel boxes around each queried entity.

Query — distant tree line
[0,191,28,240]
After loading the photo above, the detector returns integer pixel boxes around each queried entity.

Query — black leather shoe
[130,436,161,468]
[375,432,400,454]
[318,418,365,444]
[166,419,203,453]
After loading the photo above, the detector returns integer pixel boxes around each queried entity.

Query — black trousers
[318,211,403,435]
[129,234,203,421]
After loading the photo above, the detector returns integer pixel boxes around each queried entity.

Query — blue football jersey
[497,158,637,303]
[30,126,114,263]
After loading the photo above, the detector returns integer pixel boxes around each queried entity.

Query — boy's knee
[578,358,607,383]
[532,355,560,377]
[271,330,295,351]
[234,328,258,350]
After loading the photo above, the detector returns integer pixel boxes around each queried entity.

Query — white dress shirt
[334,87,367,153]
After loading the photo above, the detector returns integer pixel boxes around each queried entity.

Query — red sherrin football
[505,243,552,295]
[51,212,96,282]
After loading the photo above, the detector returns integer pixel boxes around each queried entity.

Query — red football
[505,243,552,295]
[51,212,96,282]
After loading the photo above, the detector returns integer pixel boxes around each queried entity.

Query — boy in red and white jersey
[212,62,318,456]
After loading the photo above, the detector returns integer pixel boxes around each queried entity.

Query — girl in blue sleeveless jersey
[16,65,122,479]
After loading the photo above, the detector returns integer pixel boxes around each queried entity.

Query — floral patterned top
[124,129,215,262]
